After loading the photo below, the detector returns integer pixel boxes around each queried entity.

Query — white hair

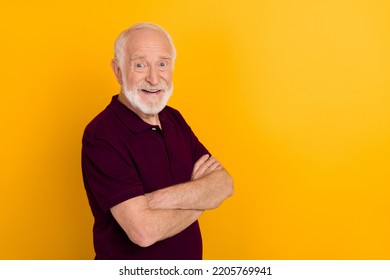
[113,22,176,67]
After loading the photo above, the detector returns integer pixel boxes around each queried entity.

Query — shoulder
[162,105,182,116]
[84,106,112,132]
[83,105,121,143]
[161,105,188,125]
[160,106,200,140]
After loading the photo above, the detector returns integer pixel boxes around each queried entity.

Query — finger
[192,154,210,174]
[192,158,222,180]
[191,169,201,180]
[206,160,222,172]
[192,166,207,180]
[192,156,214,180]
[195,156,218,175]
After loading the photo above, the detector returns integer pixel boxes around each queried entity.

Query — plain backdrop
[1,0,389,259]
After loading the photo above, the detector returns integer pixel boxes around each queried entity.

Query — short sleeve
[82,128,144,212]
[170,109,210,165]
[187,125,210,165]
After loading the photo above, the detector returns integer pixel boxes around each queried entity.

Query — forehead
[124,29,173,60]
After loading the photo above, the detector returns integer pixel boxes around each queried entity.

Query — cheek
[162,72,173,86]
[126,73,145,88]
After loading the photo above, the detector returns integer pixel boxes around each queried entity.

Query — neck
[140,113,160,127]
[118,93,161,128]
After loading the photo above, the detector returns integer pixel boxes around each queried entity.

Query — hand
[191,154,223,180]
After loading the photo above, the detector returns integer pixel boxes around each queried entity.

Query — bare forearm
[111,196,203,247]
[147,169,234,210]
[139,208,203,246]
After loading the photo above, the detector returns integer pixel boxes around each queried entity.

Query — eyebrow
[131,54,145,60]
[130,54,172,60]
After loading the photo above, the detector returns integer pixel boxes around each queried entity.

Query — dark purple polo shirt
[81,95,209,260]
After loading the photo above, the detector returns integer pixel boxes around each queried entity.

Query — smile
[141,89,162,94]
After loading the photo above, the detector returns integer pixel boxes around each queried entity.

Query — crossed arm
[110,155,234,247]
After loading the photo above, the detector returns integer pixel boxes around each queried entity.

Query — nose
[145,66,159,86]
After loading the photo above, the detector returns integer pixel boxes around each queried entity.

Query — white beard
[122,79,173,115]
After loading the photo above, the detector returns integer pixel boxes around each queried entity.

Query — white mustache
[137,82,169,91]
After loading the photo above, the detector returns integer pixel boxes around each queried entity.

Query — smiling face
[114,28,174,118]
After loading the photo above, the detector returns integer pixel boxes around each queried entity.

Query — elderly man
[81,22,233,260]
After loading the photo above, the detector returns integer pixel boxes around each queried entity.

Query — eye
[135,63,145,68]
[159,61,168,68]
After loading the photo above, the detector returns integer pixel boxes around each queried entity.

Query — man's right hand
[145,154,233,211]
[191,154,223,180]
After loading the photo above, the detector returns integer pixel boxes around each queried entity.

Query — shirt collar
[108,95,165,133]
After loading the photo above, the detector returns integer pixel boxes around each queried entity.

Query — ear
[111,59,123,85]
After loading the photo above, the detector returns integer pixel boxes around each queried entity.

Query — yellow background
[1,0,389,259]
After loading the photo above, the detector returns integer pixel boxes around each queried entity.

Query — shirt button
[152,127,157,131]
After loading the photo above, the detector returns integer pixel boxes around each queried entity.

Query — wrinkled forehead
[124,29,173,61]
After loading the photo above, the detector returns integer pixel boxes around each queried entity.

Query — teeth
[144,89,159,93]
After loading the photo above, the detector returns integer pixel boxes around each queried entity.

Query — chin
[124,88,172,115]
